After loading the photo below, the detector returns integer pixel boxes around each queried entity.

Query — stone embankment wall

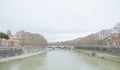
[0,47,45,59]
[22,47,45,54]
[0,47,23,59]
[74,45,120,56]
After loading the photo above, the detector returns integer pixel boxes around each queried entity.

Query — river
[0,49,120,70]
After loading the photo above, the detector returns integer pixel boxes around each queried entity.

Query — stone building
[16,31,48,47]
[103,33,120,46]
[1,30,48,47]
[97,29,113,40]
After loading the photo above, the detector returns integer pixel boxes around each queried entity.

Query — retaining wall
[0,47,45,59]
[74,45,120,56]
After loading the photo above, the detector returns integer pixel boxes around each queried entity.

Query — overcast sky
[0,0,120,42]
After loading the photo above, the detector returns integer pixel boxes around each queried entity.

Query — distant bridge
[47,45,74,49]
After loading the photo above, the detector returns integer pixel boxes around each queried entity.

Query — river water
[0,49,120,70]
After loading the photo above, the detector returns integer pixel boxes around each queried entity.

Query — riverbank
[75,49,120,62]
[0,49,51,63]
[74,46,120,56]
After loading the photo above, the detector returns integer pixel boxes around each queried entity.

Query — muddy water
[0,50,119,70]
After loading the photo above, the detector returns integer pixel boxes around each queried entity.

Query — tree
[114,23,120,33]
[0,32,9,46]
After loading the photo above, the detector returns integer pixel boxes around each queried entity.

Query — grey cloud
[0,0,120,41]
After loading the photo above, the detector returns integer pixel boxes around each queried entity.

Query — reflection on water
[0,49,120,70]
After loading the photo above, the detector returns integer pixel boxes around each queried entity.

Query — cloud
[0,0,120,42]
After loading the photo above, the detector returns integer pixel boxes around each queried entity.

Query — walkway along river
[0,49,120,70]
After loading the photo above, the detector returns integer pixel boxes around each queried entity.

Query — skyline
[0,0,120,42]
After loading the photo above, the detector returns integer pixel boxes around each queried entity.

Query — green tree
[0,32,9,46]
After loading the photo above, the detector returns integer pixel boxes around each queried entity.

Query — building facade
[1,30,48,47]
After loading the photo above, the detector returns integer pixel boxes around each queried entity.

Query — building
[97,29,113,40]
[1,30,48,47]
[103,33,120,46]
